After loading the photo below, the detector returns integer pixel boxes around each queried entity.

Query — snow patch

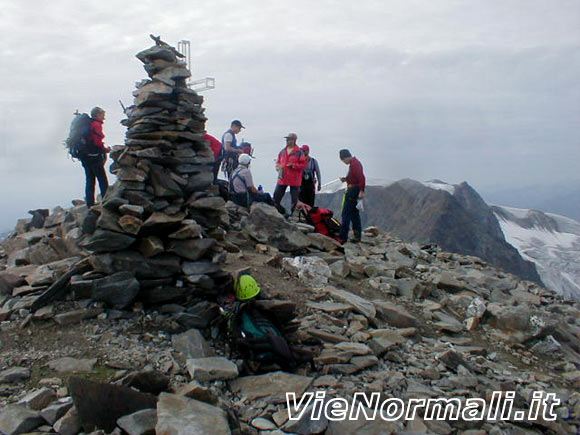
[423,179,456,195]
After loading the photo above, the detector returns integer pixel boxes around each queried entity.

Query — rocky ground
[0,201,579,434]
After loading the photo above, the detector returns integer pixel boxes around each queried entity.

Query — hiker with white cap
[230,153,282,211]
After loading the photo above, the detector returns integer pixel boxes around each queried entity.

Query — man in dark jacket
[298,145,321,207]
[338,149,365,243]
[82,107,110,208]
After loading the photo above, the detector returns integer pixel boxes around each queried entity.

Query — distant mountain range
[493,205,580,301]
[316,178,580,300]
[480,183,580,221]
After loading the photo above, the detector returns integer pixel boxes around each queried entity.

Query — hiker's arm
[248,186,260,194]
[315,160,322,190]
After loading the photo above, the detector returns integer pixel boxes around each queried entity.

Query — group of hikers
[71,111,366,244]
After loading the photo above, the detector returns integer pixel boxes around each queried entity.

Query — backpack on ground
[301,206,342,241]
[65,112,93,160]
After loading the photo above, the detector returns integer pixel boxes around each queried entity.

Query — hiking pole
[119,99,127,114]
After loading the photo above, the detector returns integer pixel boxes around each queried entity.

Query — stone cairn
[79,36,231,308]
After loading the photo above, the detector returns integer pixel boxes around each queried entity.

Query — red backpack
[301,207,342,241]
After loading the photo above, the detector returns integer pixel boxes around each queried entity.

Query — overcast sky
[0,0,579,230]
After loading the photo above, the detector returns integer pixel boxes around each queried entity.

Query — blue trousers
[339,186,361,241]
[82,156,108,208]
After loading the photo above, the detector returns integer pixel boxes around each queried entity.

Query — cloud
[0,0,579,229]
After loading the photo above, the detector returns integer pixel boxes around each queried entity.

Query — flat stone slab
[156,393,230,435]
[47,357,97,373]
[324,286,376,319]
[0,366,31,383]
[0,405,44,435]
[229,371,313,403]
[306,301,355,313]
[186,357,239,382]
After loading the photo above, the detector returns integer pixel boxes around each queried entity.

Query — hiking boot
[349,237,361,243]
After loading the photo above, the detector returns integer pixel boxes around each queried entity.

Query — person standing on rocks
[230,154,282,211]
[82,107,110,208]
[298,145,321,207]
[221,120,245,180]
[273,133,306,216]
[338,149,365,243]
[205,132,223,182]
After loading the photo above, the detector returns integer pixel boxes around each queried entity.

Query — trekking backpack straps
[230,167,251,205]
[66,112,92,160]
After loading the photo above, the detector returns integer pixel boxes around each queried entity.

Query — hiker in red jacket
[82,107,110,208]
[205,133,223,182]
[338,149,365,243]
[273,133,306,216]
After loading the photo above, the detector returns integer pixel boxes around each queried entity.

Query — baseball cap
[284,133,297,140]
[301,145,310,152]
[239,153,251,165]
[231,120,245,128]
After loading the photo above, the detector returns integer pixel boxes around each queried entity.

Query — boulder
[229,371,313,403]
[39,398,73,425]
[0,366,31,383]
[372,300,418,327]
[156,393,230,435]
[167,238,216,261]
[0,405,44,435]
[91,271,140,309]
[325,286,376,319]
[47,357,97,373]
[122,370,170,395]
[283,256,332,287]
[117,409,157,435]
[244,203,310,252]
[81,229,136,252]
[17,387,56,410]
[172,329,215,359]
[186,357,239,381]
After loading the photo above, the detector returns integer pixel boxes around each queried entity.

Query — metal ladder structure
[177,40,216,93]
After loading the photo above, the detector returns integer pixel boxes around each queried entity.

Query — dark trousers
[232,191,281,212]
[82,156,108,208]
[299,178,316,207]
[339,186,361,241]
[273,184,299,214]
[213,159,222,182]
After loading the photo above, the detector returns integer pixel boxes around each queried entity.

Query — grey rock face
[155,393,230,435]
[0,405,44,435]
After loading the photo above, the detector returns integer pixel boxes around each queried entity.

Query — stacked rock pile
[80,37,230,305]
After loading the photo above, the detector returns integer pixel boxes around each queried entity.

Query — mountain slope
[316,179,542,285]
[493,205,580,300]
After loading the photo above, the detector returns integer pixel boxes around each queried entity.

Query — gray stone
[186,357,239,381]
[308,232,342,252]
[17,387,56,410]
[172,329,215,359]
[39,398,73,425]
[168,220,202,239]
[329,260,350,278]
[229,371,313,403]
[252,417,277,430]
[282,400,329,434]
[91,272,140,309]
[53,406,81,435]
[117,409,157,435]
[167,238,216,261]
[182,261,221,275]
[325,286,376,319]
[156,393,230,435]
[0,366,30,383]
[54,308,104,325]
[118,215,144,235]
[47,357,97,373]
[244,203,310,252]
[0,405,44,435]
[372,300,418,327]
[81,229,136,252]
[138,236,165,258]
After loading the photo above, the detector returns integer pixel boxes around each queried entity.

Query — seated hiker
[218,274,313,374]
[230,154,284,213]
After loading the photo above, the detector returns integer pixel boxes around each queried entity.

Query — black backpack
[222,302,313,373]
[65,112,93,159]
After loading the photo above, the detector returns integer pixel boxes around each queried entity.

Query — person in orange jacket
[273,133,306,215]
